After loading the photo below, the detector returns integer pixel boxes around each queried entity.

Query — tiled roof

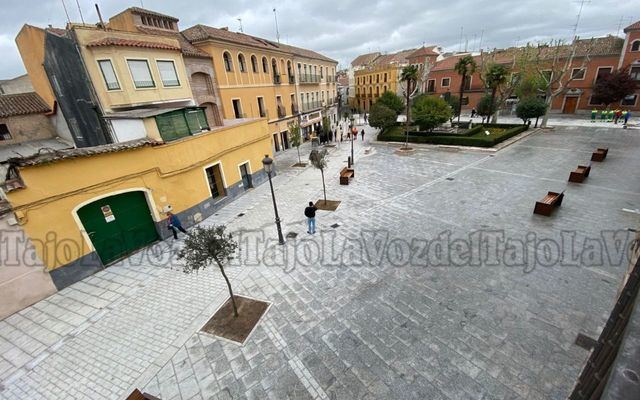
[45,27,67,37]
[6,138,160,167]
[85,37,181,51]
[431,53,480,72]
[351,52,381,67]
[0,92,50,118]
[372,48,417,67]
[135,26,209,58]
[182,25,337,63]
[407,46,439,59]
[127,7,179,22]
[624,20,640,33]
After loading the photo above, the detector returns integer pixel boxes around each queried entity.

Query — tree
[368,102,397,130]
[591,67,638,107]
[309,148,328,202]
[515,74,546,99]
[376,91,404,115]
[400,65,419,148]
[516,97,547,127]
[411,95,452,132]
[322,116,331,140]
[288,120,303,164]
[482,63,510,122]
[179,225,240,317]
[454,55,477,123]
[476,95,496,123]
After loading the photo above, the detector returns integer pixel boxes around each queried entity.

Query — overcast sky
[0,0,637,79]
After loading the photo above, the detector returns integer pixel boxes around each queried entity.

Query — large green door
[77,191,158,265]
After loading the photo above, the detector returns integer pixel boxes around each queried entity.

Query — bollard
[347,156,352,168]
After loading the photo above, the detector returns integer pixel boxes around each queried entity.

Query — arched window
[223,52,232,72]
[271,58,278,76]
[287,61,292,77]
[262,57,268,73]
[251,55,258,73]
[632,40,640,52]
[238,53,246,72]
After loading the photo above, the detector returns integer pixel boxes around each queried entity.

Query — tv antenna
[572,0,590,39]
[237,18,243,33]
[273,8,280,43]
[75,0,85,24]
[61,0,71,24]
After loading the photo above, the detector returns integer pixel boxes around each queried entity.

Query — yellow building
[6,8,273,290]
[354,66,400,112]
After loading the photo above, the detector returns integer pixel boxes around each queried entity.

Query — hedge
[378,124,528,148]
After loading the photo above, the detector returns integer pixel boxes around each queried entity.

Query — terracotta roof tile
[0,92,51,118]
[351,52,381,67]
[624,20,640,33]
[371,49,416,67]
[86,37,181,51]
[407,46,439,59]
[431,54,481,72]
[135,26,209,58]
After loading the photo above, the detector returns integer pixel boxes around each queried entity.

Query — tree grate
[286,232,298,239]
[331,223,340,228]
[575,333,597,350]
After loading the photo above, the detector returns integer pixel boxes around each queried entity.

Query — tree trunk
[535,116,539,128]
[217,262,238,317]
[490,87,498,123]
[404,83,411,149]
[320,168,327,202]
[296,146,301,164]
[457,74,466,124]
[540,88,553,128]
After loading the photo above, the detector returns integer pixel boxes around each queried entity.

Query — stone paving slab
[1,125,639,399]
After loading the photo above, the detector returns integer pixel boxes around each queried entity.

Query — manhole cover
[331,223,340,228]
[237,213,245,217]
[286,232,298,239]
[575,333,597,350]
[446,177,454,181]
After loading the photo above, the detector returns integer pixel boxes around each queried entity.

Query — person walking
[167,212,187,239]
[623,110,631,126]
[304,201,317,234]
[364,113,368,124]
[591,108,597,123]
[361,128,365,141]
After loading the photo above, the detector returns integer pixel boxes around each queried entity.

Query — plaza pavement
[1,122,640,399]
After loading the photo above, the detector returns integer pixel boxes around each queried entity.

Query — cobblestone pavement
[2,124,640,399]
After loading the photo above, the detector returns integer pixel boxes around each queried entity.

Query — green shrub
[369,103,397,130]
[376,91,405,115]
[378,123,528,147]
[411,95,452,131]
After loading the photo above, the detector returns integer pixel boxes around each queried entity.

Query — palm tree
[454,55,477,123]
[484,63,509,123]
[400,65,419,149]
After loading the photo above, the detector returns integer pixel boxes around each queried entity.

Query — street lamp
[350,121,357,167]
[262,154,285,245]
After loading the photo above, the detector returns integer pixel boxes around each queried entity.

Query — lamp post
[262,154,285,245]
[350,118,357,167]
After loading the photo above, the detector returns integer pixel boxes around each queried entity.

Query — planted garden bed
[378,123,528,148]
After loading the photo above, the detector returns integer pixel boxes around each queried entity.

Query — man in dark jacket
[167,212,187,239]
[304,201,318,234]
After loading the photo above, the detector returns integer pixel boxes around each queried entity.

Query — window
[0,124,11,140]
[97,59,120,90]
[630,66,640,81]
[238,54,246,72]
[223,52,233,72]
[427,79,435,92]
[384,73,387,82]
[441,77,450,87]
[596,67,612,83]
[571,68,586,80]
[155,108,209,142]
[262,57,268,73]
[257,97,266,117]
[320,66,324,79]
[541,70,552,82]
[632,40,640,52]
[157,60,180,87]
[251,55,258,73]
[232,99,243,118]
[127,59,155,88]
[622,94,638,106]
[463,76,471,91]
[588,96,604,106]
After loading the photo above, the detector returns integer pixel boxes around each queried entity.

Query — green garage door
[77,191,159,265]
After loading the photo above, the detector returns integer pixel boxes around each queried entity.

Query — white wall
[109,119,147,142]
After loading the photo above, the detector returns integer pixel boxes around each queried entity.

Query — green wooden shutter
[185,110,201,134]
[156,110,189,141]
[196,109,209,131]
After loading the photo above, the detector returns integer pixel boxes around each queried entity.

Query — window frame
[594,66,613,84]
[629,65,640,81]
[631,40,640,52]
[223,51,233,72]
[126,58,156,89]
[570,67,586,80]
[441,77,450,88]
[262,56,269,74]
[237,53,246,73]
[0,123,12,141]
[97,58,121,91]
[202,161,228,200]
[621,94,638,106]
[250,54,258,73]
[155,59,181,88]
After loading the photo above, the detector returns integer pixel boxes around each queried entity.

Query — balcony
[301,101,322,112]
[299,74,320,84]
[327,76,336,83]
[277,105,286,118]
[288,75,295,84]
[273,74,281,85]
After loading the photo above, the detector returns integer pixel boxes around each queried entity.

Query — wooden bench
[127,389,161,400]
[533,191,564,216]
[591,147,608,162]
[339,167,354,185]
[568,164,591,183]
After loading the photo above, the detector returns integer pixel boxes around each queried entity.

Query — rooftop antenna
[478,29,484,52]
[140,0,144,7]
[95,3,105,28]
[459,26,463,52]
[61,0,71,24]
[237,18,243,33]
[571,0,590,40]
[75,0,85,25]
[273,8,280,43]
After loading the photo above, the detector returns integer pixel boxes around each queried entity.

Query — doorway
[563,96,578,114]
[273,133,280,152]
[239,163,253,190]
[281,131,290,149]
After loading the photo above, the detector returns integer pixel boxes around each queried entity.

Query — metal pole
[267,172,285,245]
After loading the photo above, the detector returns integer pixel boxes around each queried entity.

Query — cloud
[0,0,637,78]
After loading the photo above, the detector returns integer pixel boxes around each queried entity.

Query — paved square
[1,124,639,399]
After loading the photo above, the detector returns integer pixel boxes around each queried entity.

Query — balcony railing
[299,74,320,84]
[327,76,336,83]
[277,105,286,118]
[288,75,295,84]
[301,101,322,112]
[273,74,281,85]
